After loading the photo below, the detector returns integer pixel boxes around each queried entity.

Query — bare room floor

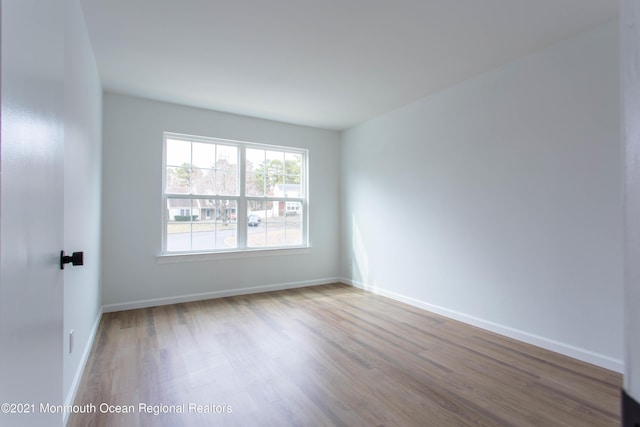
[68,283,621,426]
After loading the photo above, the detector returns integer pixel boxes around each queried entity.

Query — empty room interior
[2,0,640,426]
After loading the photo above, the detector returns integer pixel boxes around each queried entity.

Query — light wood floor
[68,283,621,426]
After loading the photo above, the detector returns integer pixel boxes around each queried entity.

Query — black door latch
[60,251,84,270]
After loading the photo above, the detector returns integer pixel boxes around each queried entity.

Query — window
[162,132,308,254]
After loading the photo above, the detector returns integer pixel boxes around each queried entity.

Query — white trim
[63,308,103,426]
[157,246,312,264]
[102,277,341,313]
[341,277,624,373]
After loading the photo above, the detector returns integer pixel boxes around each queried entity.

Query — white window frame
[160,132,309,260]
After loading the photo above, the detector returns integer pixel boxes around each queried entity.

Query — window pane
[166,198,238,252]
[215,145,238,195]
[166,166,191,194]
[213,199,237,225]
[166,222,191,252]
[192,222,215,251]
[167,197,193,221]
[192,168,214,195]
[285,152,302,177]
[285,204,303,246]
[218,199,238,250]
[266,150,284,164]
[265,214,286,247]
[166,197,193,252]
[248,199,269,212]
[285,175,301,185]
[246,148,265,170]
[247,200,266,247]
[246,200,303,248]
[166,139,191,167]
[192,142,215,168]
[217,145,237,166]
[215,169,237,195]
[245,172,264,196]
[266,150,284,195]
[279,181,302,198]
[246,148,265,196]
[247,225,266,247]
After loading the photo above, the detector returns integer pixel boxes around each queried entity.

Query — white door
[0,1,65,426]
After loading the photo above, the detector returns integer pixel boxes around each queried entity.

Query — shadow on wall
[352,215,370,286]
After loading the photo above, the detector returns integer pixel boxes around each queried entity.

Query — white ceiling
[80,0,618,130]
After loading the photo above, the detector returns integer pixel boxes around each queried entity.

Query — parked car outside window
[247,214,261,227]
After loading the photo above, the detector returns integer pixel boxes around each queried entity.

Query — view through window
[163,133,308,254]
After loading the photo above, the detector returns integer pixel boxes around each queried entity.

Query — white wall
[341,22,623,370]
[622,0,640,402]
[63,0,103,413]
[102,93,340,308]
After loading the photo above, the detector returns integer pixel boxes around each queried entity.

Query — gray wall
[340,22,623,370]
[101,93,341,308]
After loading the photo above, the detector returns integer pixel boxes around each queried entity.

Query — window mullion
[237,145,247,249]
[189,140,194,195]
[189,198,194,251]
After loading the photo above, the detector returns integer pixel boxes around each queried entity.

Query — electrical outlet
[69,330,74,354]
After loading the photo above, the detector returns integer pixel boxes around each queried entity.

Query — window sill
[156,246,311,264]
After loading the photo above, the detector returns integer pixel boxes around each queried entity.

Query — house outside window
[162,132,308,254]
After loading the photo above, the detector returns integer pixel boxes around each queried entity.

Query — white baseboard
[63,308,103,426]
[341,277,623,373]
[102,277,342,313]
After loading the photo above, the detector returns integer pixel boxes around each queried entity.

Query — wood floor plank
[68,283,621,426]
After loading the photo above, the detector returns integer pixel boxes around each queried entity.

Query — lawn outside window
[161,132,309,256]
